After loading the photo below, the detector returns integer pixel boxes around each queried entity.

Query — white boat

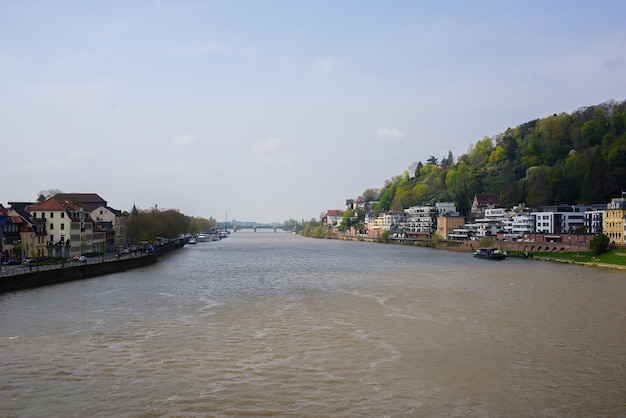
[196,234,210,242]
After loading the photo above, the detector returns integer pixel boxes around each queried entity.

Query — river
[1,231,625,417]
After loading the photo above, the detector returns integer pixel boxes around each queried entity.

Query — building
[0,205,7,262]
[471,194,500,217]
[532,205,586,235]
[54,193,127,251]
[437,212,465,239]
[7,208,47,259]
[323,210,344,227]
[402,205,437,236]
[584,205,605,235]
[27,197,95,258]
[90,205,127,250]
[604,197,626,244]
[368,210,406,233]
[509,213,535,236]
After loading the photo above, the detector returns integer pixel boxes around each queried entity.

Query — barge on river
[473,247,507,260]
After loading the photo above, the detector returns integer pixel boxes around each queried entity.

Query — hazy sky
[2,1,625,223]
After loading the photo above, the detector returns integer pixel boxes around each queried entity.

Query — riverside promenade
[0,238,186,294]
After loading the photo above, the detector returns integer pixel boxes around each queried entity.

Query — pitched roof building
[471,194,500,216]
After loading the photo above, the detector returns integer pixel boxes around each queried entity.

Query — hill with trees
[365,99,626,217]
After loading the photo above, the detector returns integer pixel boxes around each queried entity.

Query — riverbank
[331,233,626,271]
[0,238,187,294]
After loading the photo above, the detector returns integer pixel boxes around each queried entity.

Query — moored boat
[473,247,506,260]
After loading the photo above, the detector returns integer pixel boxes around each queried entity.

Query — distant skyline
[2,1,625,223]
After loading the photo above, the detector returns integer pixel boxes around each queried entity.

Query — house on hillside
[323,210,344,227]
[471,194,500,217]
[437,212,465,240]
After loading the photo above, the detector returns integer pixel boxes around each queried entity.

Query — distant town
[315,192,625,252]
[0,192,287,264]
[2,190,625,264]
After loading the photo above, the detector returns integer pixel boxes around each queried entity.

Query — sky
[1,1,625,223]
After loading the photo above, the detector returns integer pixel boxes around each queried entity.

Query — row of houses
[0,193,128,262]
[324,194,626,245]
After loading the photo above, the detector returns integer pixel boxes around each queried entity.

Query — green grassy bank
[508,248,626,270]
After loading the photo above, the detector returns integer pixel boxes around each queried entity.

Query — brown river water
[1,231,625,417]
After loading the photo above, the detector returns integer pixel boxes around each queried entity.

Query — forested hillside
[367,99,626,217]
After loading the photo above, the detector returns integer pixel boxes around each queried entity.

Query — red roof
[27,197,81,212]
[474,194,500,205]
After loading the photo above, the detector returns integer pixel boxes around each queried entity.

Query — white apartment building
[532,210,585,234]
[584,209,604,235]
[403,205,437,234]
[510,214,535,235]
[435,202,457,216]
[368,210,406,232]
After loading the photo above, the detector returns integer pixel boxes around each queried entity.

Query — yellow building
[27,197,94,258]
[603,198,626,245]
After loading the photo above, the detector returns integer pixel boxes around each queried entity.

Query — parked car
[23,258,38,265]
[78,256,88,263]
[3,259,19,265]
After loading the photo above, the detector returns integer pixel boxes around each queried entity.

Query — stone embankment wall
[336,234,591,253]
[461,240,591,253]
[0,238,187,294]
[0,254,157,294]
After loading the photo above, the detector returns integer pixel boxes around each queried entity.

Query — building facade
[27,197,95,258]
[604,198,626,244]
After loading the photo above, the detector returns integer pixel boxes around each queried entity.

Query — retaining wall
[0,254,157,293]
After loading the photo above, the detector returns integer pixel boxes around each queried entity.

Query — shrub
[590,233,610,255]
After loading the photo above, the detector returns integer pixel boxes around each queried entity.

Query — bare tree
[37,189,63,202]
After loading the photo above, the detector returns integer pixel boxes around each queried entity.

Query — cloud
[172,134,197,145]
[315,56,338,73]
[376,128,406,141]
[251,138,281,153]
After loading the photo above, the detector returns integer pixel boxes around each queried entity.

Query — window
[50,212,54,218]
[61,212,65,218]
[50,223,54,230]
[61,224,65,230]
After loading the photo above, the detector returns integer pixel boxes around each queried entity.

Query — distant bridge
[232,225,288,232]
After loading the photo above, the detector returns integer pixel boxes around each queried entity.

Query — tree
[590,233,610,255]
[189,216,216,234]
[362,188,380,202]
[522,166,553,207]
[127,207,190,243]
[339,210,354,232]
[581,120,602,146]
[426,155,439,166]
[37,189,63,202]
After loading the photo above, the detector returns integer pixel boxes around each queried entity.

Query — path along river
[1,231,625,417]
